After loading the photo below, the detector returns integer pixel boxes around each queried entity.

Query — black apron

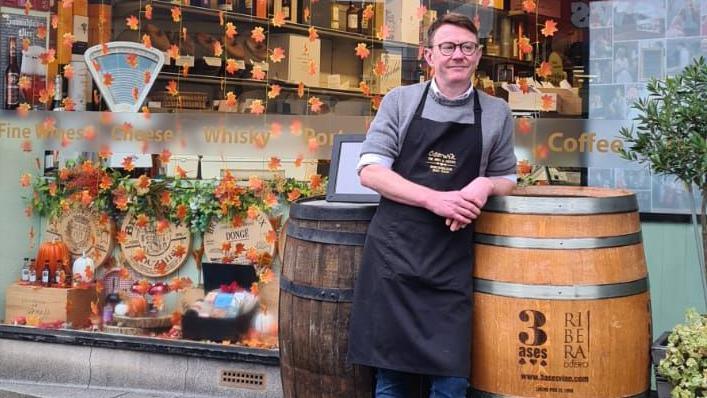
[348,83,483,378]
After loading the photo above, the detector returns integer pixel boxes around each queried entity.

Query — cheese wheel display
[203,209,275,266]
[119,213,191,277]
[45,207,115,268]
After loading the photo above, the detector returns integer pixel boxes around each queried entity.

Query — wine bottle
[41,261,51,287]
[330,1,340,29]
[21,258,30,283]
[358,1,372,36]
[346,1,359,33]
[52,74,64,111]
[4,37,20,110]
[281,0,291,20]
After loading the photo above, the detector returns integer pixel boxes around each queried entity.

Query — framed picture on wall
[326,134,380,203]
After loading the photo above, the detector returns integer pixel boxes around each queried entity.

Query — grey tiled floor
[0,382,207,398]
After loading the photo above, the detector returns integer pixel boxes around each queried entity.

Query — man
[347,13,517,398]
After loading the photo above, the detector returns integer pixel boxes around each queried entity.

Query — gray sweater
[358,82,517,178]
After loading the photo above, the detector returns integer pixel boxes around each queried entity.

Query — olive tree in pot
[618,57,707,398]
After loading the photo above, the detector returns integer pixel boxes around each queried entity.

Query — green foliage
[658,308,707,398]
[617,57,706,192]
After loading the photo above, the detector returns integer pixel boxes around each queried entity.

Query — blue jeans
[375,368,468,398]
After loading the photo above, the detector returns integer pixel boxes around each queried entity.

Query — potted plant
[618,57,706,398]
[653,309,706,398]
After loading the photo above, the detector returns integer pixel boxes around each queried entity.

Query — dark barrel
[279,198,376,398]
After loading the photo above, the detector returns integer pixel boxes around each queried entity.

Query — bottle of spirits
[281,0,291,20]
[242,0,253,14]
[330,2,340,29]
[41,261,51,287]
[346,1,359,33]
[52,74,64,111]
[21,258,30,283]
[4,37,20,110]
[255,0,266,18]
[217,0,233,11]
[358,1,372,36]
[54,268,64,287]
[29,268,37,285]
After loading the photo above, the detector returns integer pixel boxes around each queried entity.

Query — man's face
[424,24,481,87]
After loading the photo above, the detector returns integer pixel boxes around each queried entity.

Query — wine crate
[4,283,98,328]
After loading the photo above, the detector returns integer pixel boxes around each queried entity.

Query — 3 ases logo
[518,310,548,367]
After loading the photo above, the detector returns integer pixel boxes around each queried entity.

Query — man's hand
[446,177,495,231]
[426,190,482,225]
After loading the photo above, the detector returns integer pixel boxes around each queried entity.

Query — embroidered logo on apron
[426,150,457,174]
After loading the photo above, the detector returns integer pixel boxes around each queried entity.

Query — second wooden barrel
[471,186,651,398]
[279,198,376,398]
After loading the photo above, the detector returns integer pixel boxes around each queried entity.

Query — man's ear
[423,47,433,67]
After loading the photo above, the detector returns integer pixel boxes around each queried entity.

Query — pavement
[0,381,210,398]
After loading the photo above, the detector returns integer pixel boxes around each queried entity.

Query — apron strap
[413,81,432,117]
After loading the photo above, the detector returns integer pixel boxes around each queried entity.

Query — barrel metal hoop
[473,277,648,300]
[469,388,649,398]
[280,275,354,303]
[483,195,638,214]
[474,232,642,249]
[287,223,367,246]
[290,196,377,221]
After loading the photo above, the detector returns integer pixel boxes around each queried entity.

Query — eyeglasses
[430,42,482,56]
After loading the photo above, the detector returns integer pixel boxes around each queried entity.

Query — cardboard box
[497,84,558,112]
[383,0,419,44]
[4,283,98,328]
[268,33,320,87]
[320,37,361,89]
[537,87,582,115]
[363,49,401,94]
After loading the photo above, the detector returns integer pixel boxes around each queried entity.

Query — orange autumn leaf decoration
[226,58,239,75]
[308,60,317,76]
[213,41,223,57]
[268,84,281,99]
[246,247,258,262]
[102,73,113,87]
[126,53,138,68]
[84,125,96,141]
[287,188,302,202]
[122,156,135,171]
[522,0,536,13]
[373,59,387,77]
[540,94,554,111]
[135,213,149,228]
[541,20,558,37]
[268,157,281,170]
[272,11,285,27]
[308,96,323,113]
[270,122,282,137]
[23,0,31,14]
[247,206,259,220]
[290,119,302,135]
[308,26,318,42]
[225,91,237,108]
[518,78,529,94]
[362,4,374,21]
[270,47,285,63]
[62,64,74,79]
[249,99,265,115]
[126,15,139,30]
[537,61,552,78]
[225,22,237,39]
[517,117,533,134]
[307,137,319,152]
[294,154,304,167]
[265,230,277,245]
[20,173,31,187]
[166,80,179,96]
[518,36,532,54]
[51,14,58,29]
[159,190,172,207]
[133,248,147,262]
[132,86,139,100]
[37,25,47,39]
[118,267,130,279]
[22,38,30,52]
[61,0,72,8]
[264,192,278,208]
[376,24,390,40]
[159,149,171,164]
[371,95,382,110]
[18,76,31,92]
[310,174,322,189]
[355,43,370,60]
[181,64,190,78]
[142,34,152,48]
[62,33,75,49]
[359,81,371,96]
[248,176,264,191]
[145,4,153,19]
[156,219,170,234]
[167,44,179,60]
[101,43,109,55]
[63,97,75,111]
[171,6,181,22]
[297,81,305,98]
[175,165,187,179]
[39,49,55,65]
[251,26,266,43]
[251,65,266,80]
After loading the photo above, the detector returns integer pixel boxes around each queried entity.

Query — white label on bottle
[348,14,358,30]
[245,0,252,9]
[282,6,290,18]
[72,15,89,44]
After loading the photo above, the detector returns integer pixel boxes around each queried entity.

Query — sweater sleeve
[485,103,518,177]
[357,88,401,169]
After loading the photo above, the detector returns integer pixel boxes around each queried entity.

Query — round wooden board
[119,213,191,278]
[203,209,275,265]
[45,207,115,267]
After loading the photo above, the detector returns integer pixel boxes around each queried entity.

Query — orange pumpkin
[127,296,148,317]
[35,239,71,279]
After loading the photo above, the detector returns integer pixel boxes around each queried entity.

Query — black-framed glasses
[430,42,482,56]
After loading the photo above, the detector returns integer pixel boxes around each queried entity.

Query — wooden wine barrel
[470,186,651,398]
[279,198,376,398]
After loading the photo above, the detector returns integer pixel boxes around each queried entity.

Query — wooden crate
[4,283,98,328]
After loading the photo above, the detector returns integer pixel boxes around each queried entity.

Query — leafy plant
[658,308,707,398]
[618,56,707,303]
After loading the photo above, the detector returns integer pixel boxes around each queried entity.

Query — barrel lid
[484,186,638,214]
[290,196,377,221]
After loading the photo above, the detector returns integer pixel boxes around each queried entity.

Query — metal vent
[220,369,266,390]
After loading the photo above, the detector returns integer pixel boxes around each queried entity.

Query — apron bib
[348,83,483,377]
